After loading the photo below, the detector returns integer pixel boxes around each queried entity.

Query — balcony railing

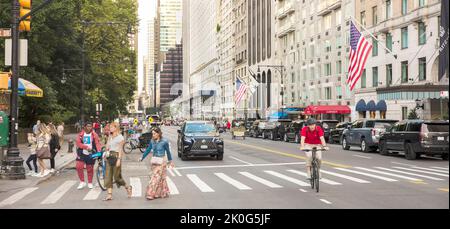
[317,0,342,16]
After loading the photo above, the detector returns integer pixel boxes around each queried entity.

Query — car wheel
[181,153,188,161]
[284,134,289,142]
[442,154,449,161]
[270,132,275,140]
[379,140,389,156]
[342,137,350,150]
[405,143,417,160]
[217,153,223,160]
[361,139,369,153]
[262,132,266,139]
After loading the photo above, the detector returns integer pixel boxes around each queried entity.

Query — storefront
[303,105,351,122]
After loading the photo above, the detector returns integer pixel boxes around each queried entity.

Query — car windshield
[185,123,216,133]
[322,122,338,129]
[423,123,449,133]
[366,121,397,129]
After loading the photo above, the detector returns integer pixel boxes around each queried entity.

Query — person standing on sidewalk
[57,122,64,149]
[36,124,51,177]
[103,122,132,201]
[33,120,41,135]
[25,133,38,176]
[47,124,61,174]
[75,122,102,190]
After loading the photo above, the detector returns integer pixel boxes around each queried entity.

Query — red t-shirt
[300,126,324,145]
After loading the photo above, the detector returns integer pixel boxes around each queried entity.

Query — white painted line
[168,168,176,177]
[129,177,142,197]
[374,167,444,181]
[41,180,77,204]
[166,177,180,195]
[320,199,332,205]
[299,189,308,193]
[239,172,283,188]
[431,167,449,170]
[0,187,38,207]
[83,187,102,200]
[215,173,252,190]
[335,168,398,182]
[411,167,449,174]
[229,156,253,165]
[186,174,215,192]
[355,167,422,181]
[175,162,306,170]
[393,167,449,177]
[173,168,182,176]
[320,170,371,184]
[287,170,342,185]
[264,171,310,187]
[353,155,372,159]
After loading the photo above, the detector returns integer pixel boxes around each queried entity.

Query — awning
[304,105,351,115]
[284,107,305,114]
[366,100,377,111]
[0,72,44,98]
[355,99,367,112]
[268,112,288,120]
[376,100,387,111]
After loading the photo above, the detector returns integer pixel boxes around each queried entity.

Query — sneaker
[88,183,94,189]
[43,170,51,177]
[26,171,34,176]
[50,169,56,174]
[77,182,86,190]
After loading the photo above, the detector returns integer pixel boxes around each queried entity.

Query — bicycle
[90,148,107,191]
[303,147,328,193]
[123,133,143,154]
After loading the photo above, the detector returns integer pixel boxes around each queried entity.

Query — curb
[34,154,77,186]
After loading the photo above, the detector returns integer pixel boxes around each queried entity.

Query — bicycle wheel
[123,141,133,154]
[310,166,315,189]
[314,165,320,193]
[96,161,107,191]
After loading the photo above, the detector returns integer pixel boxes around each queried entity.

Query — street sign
[0,29,11,37]
[4,39,28,66]
[149,117,154,123]
[134,119,138,125]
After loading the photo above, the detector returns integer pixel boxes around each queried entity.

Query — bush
[407,109,419,120]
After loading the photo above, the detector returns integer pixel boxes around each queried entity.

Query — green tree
[407,109,419,120]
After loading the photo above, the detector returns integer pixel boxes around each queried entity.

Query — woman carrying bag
[140,127,174,200]
[103,122,133,201]
[36,124,52,177]
[47,124,61,174]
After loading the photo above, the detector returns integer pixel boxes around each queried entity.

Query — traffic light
[19,0,32,32]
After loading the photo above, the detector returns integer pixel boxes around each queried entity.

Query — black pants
[26,155,38,173]
[50,151,58,169]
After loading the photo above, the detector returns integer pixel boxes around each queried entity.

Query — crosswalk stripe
[83,187,102,200]
[130,177,142,197]
[320,170,371,183]
[287,170,342,185]
[354,167,422,181]
[431,167,449,170]
[239,172,283,188]
[215,173,252,190]
[168,168,176,177]
[393,167,449,177]
[264,171,310,187]
[187,174,215,192]
[411,167,449,174]
[374,167,444,181]
[173,168,182,176]
[166,177,179,195]
[335,168,398,182]
[0,187,38,207]
[41,180,77,204]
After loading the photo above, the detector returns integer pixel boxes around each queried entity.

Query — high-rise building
[181,0,191,118]
[146,18,160,107]
[159,0,183,53]
[160,44,183,105]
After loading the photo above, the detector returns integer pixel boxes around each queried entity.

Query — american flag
[347,21,373,91]
[235,77,248,106]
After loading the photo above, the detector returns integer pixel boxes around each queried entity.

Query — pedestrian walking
[47,124,61,173]
[36,124,52,177]
[75,122,103,190]
[25,133,38,176]
[102,122,133,201]
[57,122,64,148]
[32,120,41,135]
[140,127,174,200]
[102,122,111,144]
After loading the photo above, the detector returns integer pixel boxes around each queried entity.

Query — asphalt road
[0,126,448,209]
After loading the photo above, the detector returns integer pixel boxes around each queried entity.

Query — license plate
[200,145,208,149]
[437,137,445,141]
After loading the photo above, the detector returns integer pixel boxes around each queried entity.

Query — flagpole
[350,16,398,59]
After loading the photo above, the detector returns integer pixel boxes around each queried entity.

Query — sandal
[103,194,113,201]
[126,186,133,198]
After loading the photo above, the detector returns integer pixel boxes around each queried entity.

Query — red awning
[304,105,351,115]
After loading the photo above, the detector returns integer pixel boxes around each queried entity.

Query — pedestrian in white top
[57,122,64,148]
[25,133,38,176]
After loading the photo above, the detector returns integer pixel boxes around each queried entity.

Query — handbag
[150,156,164,165]
[37,144,51,159]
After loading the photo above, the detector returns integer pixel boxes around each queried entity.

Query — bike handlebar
[302,147,329,152]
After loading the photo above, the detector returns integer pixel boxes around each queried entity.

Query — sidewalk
[0,133,78,193]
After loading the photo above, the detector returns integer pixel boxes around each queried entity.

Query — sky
[137,0,157,94]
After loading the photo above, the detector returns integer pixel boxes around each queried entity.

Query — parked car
[379,120,449,160]
[177,121,224,161]
[262,119,292,141]
[282,120,305,143]
[249,120,267,138]
[341,119,398,152]
[244,120,255,136]
[316,120,339,142]
[329,122,352,144]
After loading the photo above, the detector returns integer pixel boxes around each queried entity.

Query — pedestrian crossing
[0,165,448,207]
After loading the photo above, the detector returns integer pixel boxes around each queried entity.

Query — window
[419,57,426,81]
[325,40,331,52]
[419,0,425,7]
[324,14,332,30]
[386,64,392,86]
[372,6,378,25]
[336,8,342,25]
[401,27,408,49]
[386,0,392,19]
[398,121,407,131]
[407,122,422,132]
[336,86,342,99]
[291,72,295,83]
[418,22,426,45]
[372,36,378,56]
[372,67,378,87]
[402,107,408,120]
[337,61,342,74]
[325,63,332,76]
[336,35,342,48]
[402,0,408,15]
[325,87,332,100]
[401,61,409,83]
[360,11,366,27]
[386,32,392,52]
[361,69,366,88]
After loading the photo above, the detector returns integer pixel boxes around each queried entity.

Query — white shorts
[303,144,322,167]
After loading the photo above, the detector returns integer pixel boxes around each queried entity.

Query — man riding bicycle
[300,118,329,180]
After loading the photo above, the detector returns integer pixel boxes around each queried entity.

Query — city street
[0,126,448,209]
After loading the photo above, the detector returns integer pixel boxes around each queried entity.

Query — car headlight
[184,137,194,144]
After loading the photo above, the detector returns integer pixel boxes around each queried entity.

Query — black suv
[262,119,292,141]
[329,122,352,144]
[379,120,449,160]
[316,120,339,143]
[342,119,398,152]
[282,120,305,143]
[177,121,224,161]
